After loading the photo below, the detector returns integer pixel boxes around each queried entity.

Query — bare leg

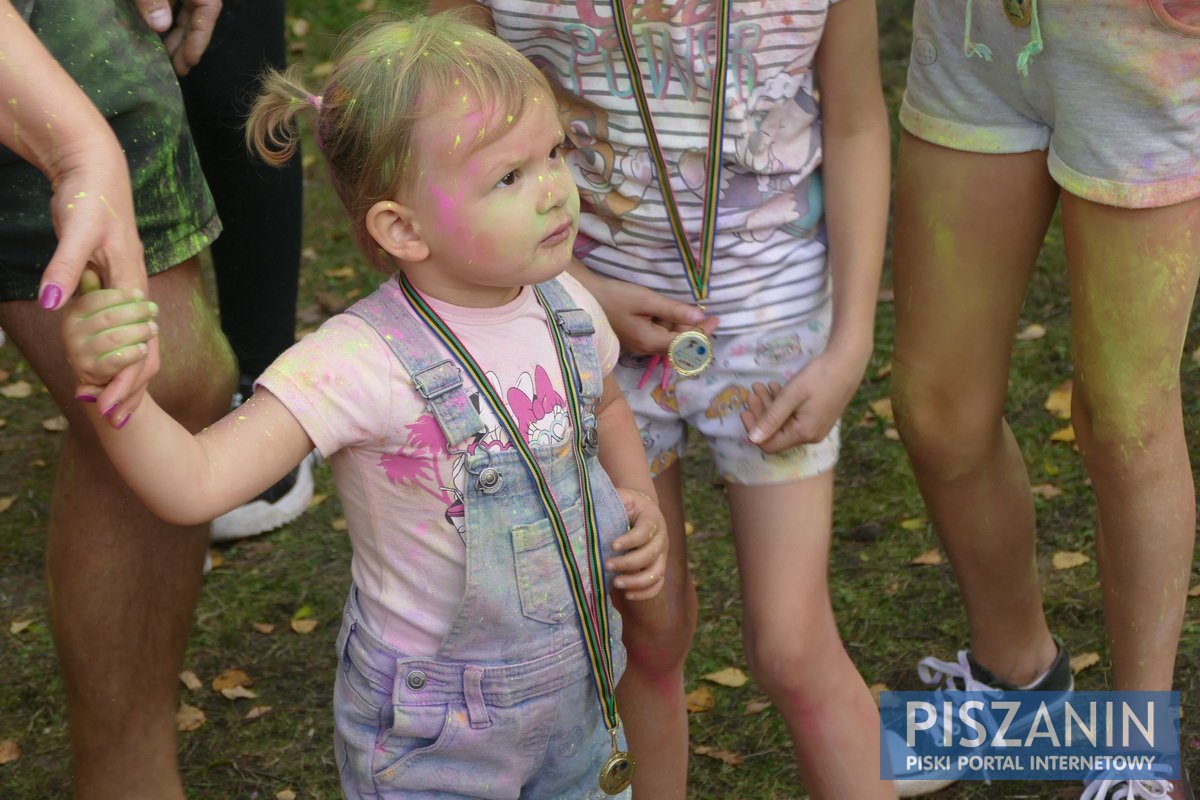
[727,473,893,800]
[0,260,236,800]
[889,133,1062,684]
[613,459,695,800]
[1062,195,1200,691]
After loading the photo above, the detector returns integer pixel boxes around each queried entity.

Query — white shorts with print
[613,300,839,485]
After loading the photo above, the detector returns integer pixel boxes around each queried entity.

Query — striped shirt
[484,0,841,333]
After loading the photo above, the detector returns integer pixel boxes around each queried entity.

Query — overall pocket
[511,499,585,625]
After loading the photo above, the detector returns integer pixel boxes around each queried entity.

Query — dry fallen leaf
[693,746,744,766]
[685,686,715,713]
[1015,323,1047,341]
[1052,551,1090,571]
[684,521,695,536]
[176,703,206,732]
[1030,484,1063,499]
[884,427,900,441]
[309,493,328,509]
[252,622,275,635]
[179,671,203,692]
[1187,584,1200,598]
[207,551,224,570]
[290,17,309,36]
[0,739,20,765]
[875,361,892,379]
[291,619,319,635]
[220,686,259,701]
[41,415,68,432]
[900,518,926,531]
[869,683,890,706]
[0,496,14,514]
[869,397,894,422]
[1070,652,1101,675]
[0,380,33,399]
[245,705,273,721]
[702,667,748,688]
[1050,425,1076,443]
[324,266,356,281]
[212,669,252,692]
[331,518,348,532]
[356,0,376,11]
[743,698,772,716]
[276,790,297,800]
[9,619,32,635]
[0,369,8,381]
[877,287,895,303]
[0,418,7,429]
[1044,380,1073,420]
[911,549,945,566]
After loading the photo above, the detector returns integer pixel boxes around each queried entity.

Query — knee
[619,577,698,675]
[1071,378,1180,470]
[151,324,237,433]
[742,625,825,703]
[891,370,1001,479]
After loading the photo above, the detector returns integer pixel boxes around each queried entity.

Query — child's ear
[366,201,429,262]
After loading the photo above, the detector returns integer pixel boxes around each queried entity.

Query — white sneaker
[210,452,316,542]
[892,641,1074,797]
[1081,777,1187,799]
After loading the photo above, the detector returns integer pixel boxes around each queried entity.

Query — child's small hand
[741,344,870,454]
[607,488,668,601]
[63,271,160,404]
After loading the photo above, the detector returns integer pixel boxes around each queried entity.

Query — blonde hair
[246,12,554,270]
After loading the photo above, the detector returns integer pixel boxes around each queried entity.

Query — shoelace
[917,650,998,691]
[963,0,1044,76]
[1081,778,1174,800]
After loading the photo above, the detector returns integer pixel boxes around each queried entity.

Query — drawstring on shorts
[962,0,1043,75]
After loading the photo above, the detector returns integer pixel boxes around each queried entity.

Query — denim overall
[333,279,630,800]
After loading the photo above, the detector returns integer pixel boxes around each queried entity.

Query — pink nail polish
[101,403,119,418]
[116,412,133,429]
[39,283,63,310]
[76,393,97,403]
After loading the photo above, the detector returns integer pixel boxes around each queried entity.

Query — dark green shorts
[0,0,221,301]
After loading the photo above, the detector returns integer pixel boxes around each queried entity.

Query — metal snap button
[477,467,503,494]
[583,427,600,455]
[406,670,427,691]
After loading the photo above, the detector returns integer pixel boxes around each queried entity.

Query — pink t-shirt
[258,273,620,654]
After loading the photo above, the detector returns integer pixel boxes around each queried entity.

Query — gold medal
[667,328,714,378]
[598,729,636,795]
[1002,0,1032,27]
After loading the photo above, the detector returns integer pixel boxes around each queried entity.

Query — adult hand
[43,139,159,421]
[134,0,222,75]
[570,264,717,355]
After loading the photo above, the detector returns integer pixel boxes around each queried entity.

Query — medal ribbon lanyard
[396,274,619,732]
[609,0,731,303]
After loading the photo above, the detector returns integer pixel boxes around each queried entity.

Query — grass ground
[2,1,1199,798]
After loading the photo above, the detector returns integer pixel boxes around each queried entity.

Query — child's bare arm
[62,287,315,523]
[743,0,889,452]
[595,373,667,601]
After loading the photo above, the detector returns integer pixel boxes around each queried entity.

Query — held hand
[607,488,668,601]
[63,271,160,426]
[135,0,222,75]
[583,272,715,355]
[741,344,870,454]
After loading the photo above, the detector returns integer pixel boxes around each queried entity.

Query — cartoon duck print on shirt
[378,365,570,539]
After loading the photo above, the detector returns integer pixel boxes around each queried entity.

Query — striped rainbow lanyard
[395,273,620,735]
[609,0,731,304]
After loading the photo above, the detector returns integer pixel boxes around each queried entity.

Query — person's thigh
[891,133,1059,429]
[1062,195,1200,446]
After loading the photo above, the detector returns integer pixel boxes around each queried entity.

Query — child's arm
[64,288,316,525]
[595,373,667,602]
[742,0,889,453]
